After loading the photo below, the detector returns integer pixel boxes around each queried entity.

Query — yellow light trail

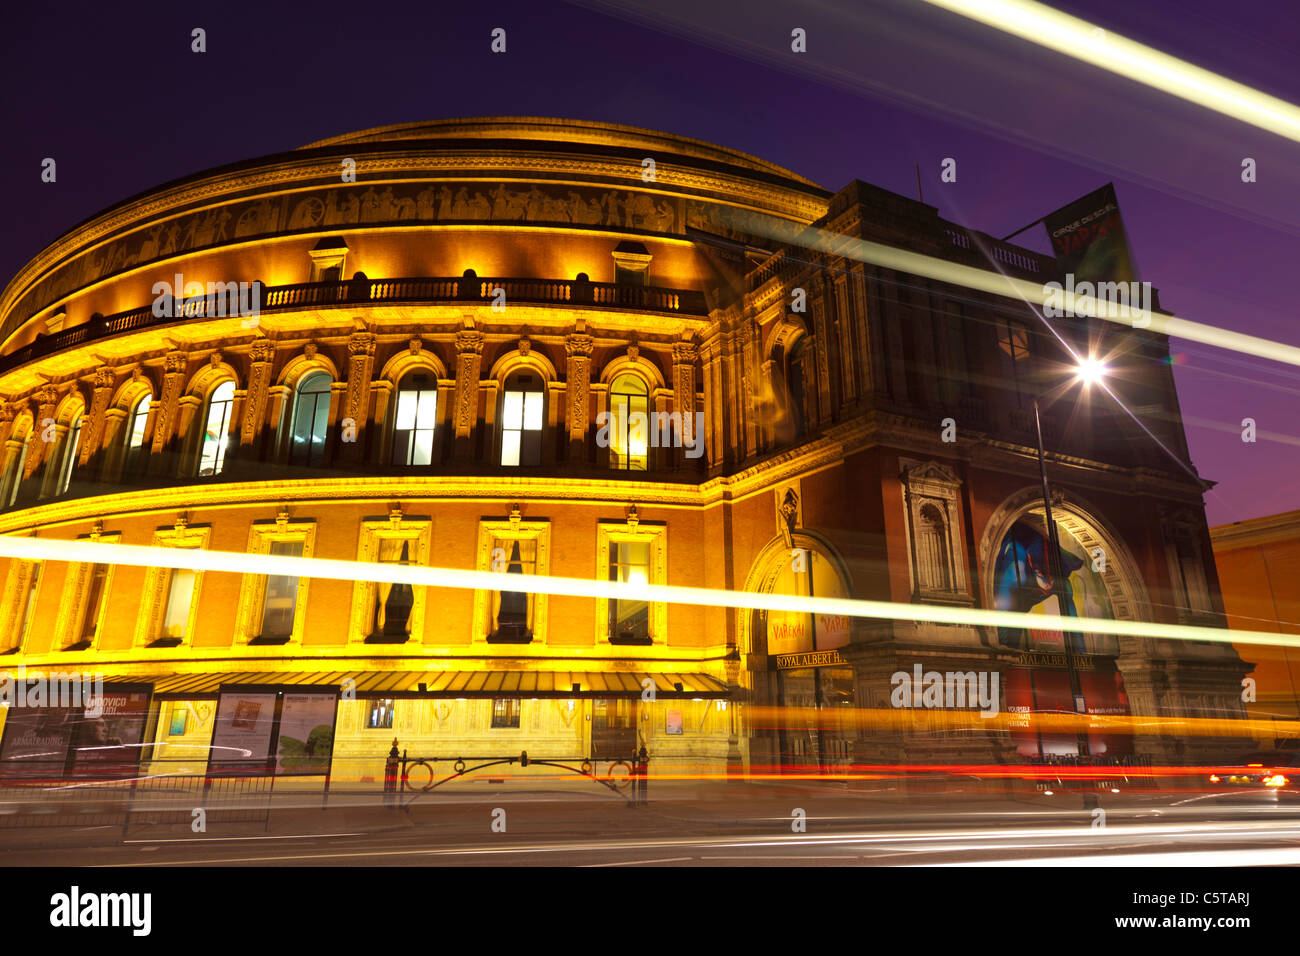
[918,0,1300,146]
[3,534,1298,650]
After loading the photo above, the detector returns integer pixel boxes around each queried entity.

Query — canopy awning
[97,670,730,699]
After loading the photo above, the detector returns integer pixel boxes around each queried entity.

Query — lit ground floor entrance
[772,655,856,774]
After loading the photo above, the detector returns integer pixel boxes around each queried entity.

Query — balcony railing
[0,274,710,376]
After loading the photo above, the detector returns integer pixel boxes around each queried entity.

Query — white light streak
[1,534,1297,650]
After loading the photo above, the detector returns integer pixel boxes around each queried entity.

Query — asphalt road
[4,785,1300,866]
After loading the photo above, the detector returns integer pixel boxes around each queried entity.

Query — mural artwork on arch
[994,516,1132,760]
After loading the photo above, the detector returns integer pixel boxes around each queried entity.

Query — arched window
[122,394,152,477]
[53,416,82,496]
[787,339,807,439]
[2,434,28,507]
[609,372,649,471]
[44,407,84,498]
[392,370,437,466]
[916,503,952,591]
[288,371,331,467]
[198,380,235,477]
[500,370,543,467]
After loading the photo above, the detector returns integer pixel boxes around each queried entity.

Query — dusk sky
[2,0,1296,526]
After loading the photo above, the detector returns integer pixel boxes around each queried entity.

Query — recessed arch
[978,485,1152,625]
[278,349,341,389]
[185,360,239,400]
[737,530,854,659]
[488,345,557,385]
[378,348,448,386]
[598,351,665,391]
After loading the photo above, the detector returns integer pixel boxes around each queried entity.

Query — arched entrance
[740,533,855,775]
[980,488,1151,762]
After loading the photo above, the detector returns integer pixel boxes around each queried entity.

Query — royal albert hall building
[0,117,1251,784]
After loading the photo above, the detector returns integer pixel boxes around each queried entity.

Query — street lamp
[1032,356,1106,763]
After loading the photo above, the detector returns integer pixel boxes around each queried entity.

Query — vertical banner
[1042,183,1137,284]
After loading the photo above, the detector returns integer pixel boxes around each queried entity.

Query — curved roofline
[300,116,825,189]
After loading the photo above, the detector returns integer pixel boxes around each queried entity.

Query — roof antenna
[915,163,924,203]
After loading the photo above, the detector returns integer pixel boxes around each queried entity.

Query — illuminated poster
[0,688,151,781]
[69,690,151,779]
[1004,668,1133,759]
[209,692,277,772]
[275,693,337,776]
[765,549,849,655]
[993,518,1114,651]
[0,705,78,780]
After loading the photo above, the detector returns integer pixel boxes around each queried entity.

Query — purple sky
[1,0,1297,526]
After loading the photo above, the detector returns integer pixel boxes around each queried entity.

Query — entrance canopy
[93,670,729,699]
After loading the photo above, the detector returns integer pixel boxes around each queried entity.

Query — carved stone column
[698,333,725,470]
[240,338,275,450]
[150,351,188,458]
[452,329,484,462]
[672,340,699,469]
[564,333,594,464]
[79,367,115,475]
[339,332,375,465]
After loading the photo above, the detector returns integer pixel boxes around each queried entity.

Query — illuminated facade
[0,118,1249,783]
[1212,510,1300,729]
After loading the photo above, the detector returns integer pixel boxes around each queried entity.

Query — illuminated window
[3,433,28,507]
[73,563,110,647]
[12,562,41,649]
[122,395,152,476]
[490,537,537,643]
[289,371,331,467]
[596,519,666,645]
[392,371,437,466]
[369,538,415,641]
[491,698,521,728]
[997,318,1030,360]
[258,540,304,639]
[367,699,395,729]
[609,373,649,471]
[52,418,82,496]
[500,370,543,467]
[158,549,199,645]
[608,539,651,643]
[198,381,235,476]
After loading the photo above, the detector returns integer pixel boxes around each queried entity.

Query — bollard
[383,738,400,809]
[636,745,650,806]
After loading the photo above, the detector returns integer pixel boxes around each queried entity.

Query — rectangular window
[393,383,437,466]
[500,376,543,467]
[367,699,395,729]
[198,384,235,477]
[123,400,152,476]
[5,440,28,507]
[76,563,110,644]
[55,420,82,496]
[608,540,651,643]
[258,540,304,639]
[370,538,415,640]
[158,546,199,643]
[14,561,41,648]
[489,536,537,642]
[491,698,521,728]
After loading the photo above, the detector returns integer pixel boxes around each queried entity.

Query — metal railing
[0,274,709,375]
[384,740,651,809]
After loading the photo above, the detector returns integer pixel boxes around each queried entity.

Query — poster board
[207,686,339,777]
